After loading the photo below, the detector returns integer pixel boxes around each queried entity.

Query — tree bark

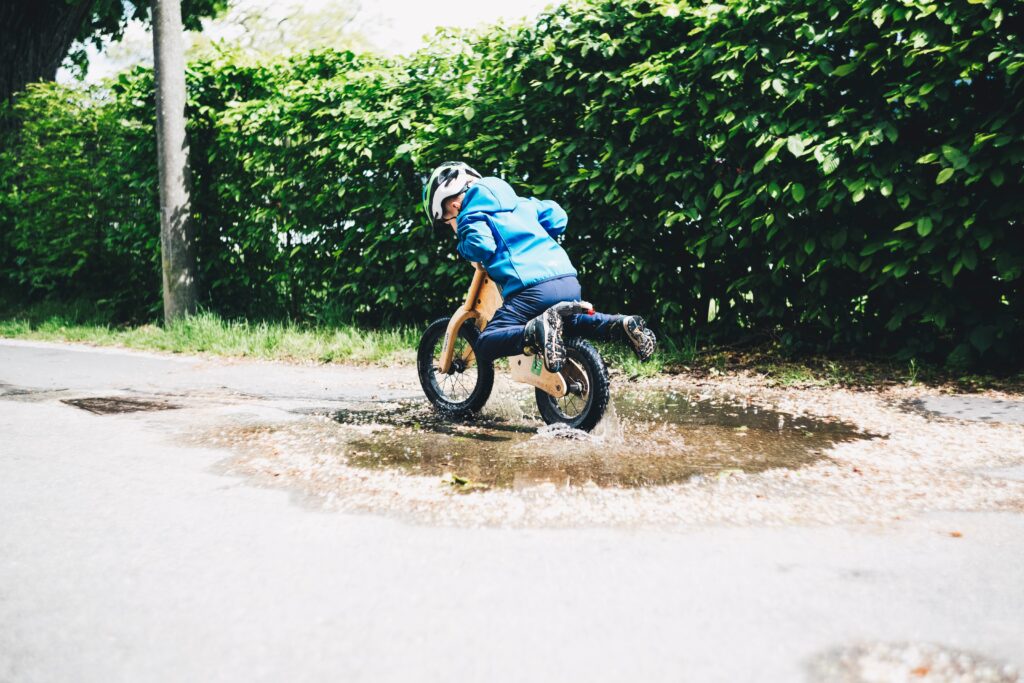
[152,0,198,324]
[0,0,93,104]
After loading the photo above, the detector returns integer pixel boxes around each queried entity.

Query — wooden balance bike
[417,265,610,432]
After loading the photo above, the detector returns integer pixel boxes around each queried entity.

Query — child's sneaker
[621,316,657,362]
[523,307,565,372]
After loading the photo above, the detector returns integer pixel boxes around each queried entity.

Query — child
[422,161,656,372]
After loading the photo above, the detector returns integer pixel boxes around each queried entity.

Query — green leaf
[916,216,933,237]
[880,180,893,197]
[941,145,968,170]
[990,169,1004,187]
[786,135,805,157]
[936,167,955,184]
[961,249,977,270]
[791,183,805,202]
[893,221,915,232]
[833,63,857,77]
[969,326,994,353]
[916,153,938,164]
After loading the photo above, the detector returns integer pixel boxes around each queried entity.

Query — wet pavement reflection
[328,389,868,490]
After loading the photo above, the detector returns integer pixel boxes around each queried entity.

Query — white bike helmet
[423,161,481,227]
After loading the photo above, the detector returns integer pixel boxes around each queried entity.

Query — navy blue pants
[475,276,622,364]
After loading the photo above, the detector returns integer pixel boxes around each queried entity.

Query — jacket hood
[461,177,518,214]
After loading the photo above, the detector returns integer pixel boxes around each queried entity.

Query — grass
[0,304,419,365]
[0,298,687,373]
[1,300,1021,392]
[600,343,667,379]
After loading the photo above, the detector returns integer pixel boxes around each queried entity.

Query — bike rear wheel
[417,317,494,417]
[535,338,610,432]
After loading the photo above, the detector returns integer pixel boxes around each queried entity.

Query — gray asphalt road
[1,340,1022,682]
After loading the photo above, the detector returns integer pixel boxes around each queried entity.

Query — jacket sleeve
[456,217,497,263]
[532,198,568,237]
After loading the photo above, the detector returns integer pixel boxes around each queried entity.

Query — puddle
[327,389,867,490]
[62,396,179,414]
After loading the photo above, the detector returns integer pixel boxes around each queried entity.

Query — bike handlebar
[551,300,596,317]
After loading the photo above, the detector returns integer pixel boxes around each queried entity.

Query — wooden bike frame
[437,265,570,398]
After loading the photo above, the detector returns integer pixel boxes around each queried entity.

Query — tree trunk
[152,0,198,324]
[0,1,93,104]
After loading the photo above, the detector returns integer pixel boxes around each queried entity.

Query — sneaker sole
[541,308,565,372]
[624,317,656,362]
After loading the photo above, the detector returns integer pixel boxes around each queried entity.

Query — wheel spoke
[548,349,593,421]
[428,329,481,405]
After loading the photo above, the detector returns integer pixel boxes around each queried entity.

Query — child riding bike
[423,161,657,372]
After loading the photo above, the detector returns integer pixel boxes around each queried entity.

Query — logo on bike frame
[531,355,543,376]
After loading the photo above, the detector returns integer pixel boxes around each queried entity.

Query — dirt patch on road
[62,396,180,414]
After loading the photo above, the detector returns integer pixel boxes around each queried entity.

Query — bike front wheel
[535,338,610,432]
[417,317,494,417]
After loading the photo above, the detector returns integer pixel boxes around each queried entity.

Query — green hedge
[1,0,1022,367]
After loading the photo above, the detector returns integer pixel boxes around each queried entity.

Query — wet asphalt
[1,339,1022,682]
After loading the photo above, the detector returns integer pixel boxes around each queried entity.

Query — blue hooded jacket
[455,177,577,299]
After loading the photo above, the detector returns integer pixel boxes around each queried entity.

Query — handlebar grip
[551,300,596,318]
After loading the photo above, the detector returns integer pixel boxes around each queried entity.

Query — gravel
[808,641,1021,682]
[194,372,1024,529]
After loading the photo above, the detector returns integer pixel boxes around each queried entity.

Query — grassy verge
[0,300,682,375]
[1,301,1020,392]
[0,304,419,365]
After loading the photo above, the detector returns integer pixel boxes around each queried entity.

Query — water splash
[482,374,531,422]
[590,396,624,443]
[533,422,592,441]
[530,395,624,445]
